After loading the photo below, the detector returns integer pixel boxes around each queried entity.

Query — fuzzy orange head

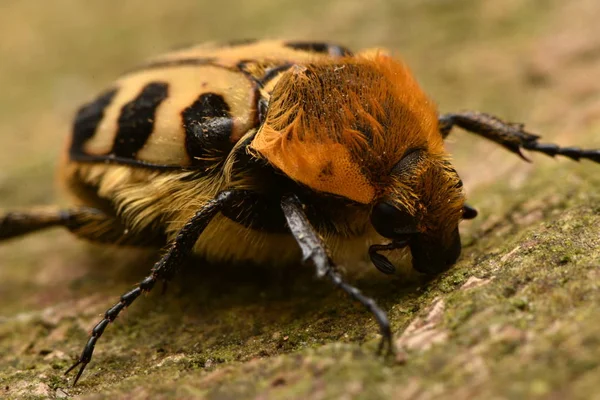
[250,54,466,274]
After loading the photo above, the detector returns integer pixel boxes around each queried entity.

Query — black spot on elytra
[284,41,353,57]
[112,82,169,159]
[70,88,118,156]
[182,93,234,169]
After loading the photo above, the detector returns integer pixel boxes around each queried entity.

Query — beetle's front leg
[281,194,394,355]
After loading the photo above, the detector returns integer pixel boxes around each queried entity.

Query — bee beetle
[1,39,599,384]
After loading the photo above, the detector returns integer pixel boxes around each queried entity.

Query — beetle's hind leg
[281,194,394,355]
[0,206,163,246]
[0,206,106,241]
[64,190,243,385]
[439,111,600,164]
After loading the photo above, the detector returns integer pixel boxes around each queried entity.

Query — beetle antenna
[368,240,410,275]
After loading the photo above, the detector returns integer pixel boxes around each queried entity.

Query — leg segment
[281,194,393,354]
[439,111,600,163]
[65,190,242,385]
[0,207,84,240]
[0,206,164,246]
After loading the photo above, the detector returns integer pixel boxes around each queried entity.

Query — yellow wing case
[69,39,353,169]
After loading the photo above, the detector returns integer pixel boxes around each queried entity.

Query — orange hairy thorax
[250,54,443,204]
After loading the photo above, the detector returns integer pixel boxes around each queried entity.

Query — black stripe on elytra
[284,41,353,57]
[112,82,169,159]
[70,88,118,156]
[182,93,234,170]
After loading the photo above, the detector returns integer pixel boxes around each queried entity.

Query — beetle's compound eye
[370,202,418,239]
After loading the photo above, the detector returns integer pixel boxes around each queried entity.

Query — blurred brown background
[1,1,599,398]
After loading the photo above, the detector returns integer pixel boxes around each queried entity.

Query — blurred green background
[1,0,599,398]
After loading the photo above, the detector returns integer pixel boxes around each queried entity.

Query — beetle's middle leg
[64,190,244,385]
[281,194,394,355]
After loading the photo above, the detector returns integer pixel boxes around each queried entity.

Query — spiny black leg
[65,190,243,385]
[281,194,393,355]
[368,240,409,275]
[439,111,600,164]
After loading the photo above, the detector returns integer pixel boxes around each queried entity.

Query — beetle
[1,39,599,384]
